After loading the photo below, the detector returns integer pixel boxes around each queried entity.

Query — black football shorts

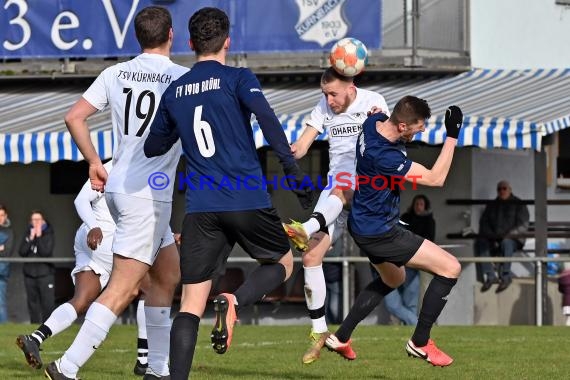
[179,208,290,284]
[350,223,424,267]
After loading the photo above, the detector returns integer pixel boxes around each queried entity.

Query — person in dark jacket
[19,210,55,323]
[383,195,435,325]
[475,180,529,293]
[0,204,14,323]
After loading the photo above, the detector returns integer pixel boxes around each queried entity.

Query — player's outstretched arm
[249,96,297,166]
[406,105,463,187]
[291,125,319,159]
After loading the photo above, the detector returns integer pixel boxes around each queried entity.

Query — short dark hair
[408,194,431,214]
[390,96,431,126]
[189,7,229,55]
[134,6,172,50]
[321,67,353,85]
[30,210,44,218]
[0,204,7,213]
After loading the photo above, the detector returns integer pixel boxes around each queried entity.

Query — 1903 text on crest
[294,0,349,47]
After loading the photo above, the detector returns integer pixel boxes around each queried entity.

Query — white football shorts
[105,192,175,265]
[71,224,114,288]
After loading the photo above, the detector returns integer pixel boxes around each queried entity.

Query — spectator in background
[16,164,150,375]
[0,204,14,323]
[19,210,55,323]
[475,180,529,293]
[383,195,436,325]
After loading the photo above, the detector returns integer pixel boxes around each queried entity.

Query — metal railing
[2,251,568,326]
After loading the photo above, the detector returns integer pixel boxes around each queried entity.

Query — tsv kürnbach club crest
[294,0,349,47]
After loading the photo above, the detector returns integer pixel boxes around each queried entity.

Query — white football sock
[44,302,78,337]
[137,299,147,339]
[145,306,171,376]
[304,265,328,333]
[136,299,148,365]
[303,195,344,236]
[58,302,117,378]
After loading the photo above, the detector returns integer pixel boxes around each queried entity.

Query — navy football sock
[234,263,286,310]
[411,275,457,347]
[170,312,200,379]
[335,278,394,343]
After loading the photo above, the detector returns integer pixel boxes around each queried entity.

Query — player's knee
[279,251,294,280]
[165,265,181,288]
[302,248,321,267]
[379,269,406,288]
[116,283,142,304]
[445,257,462,279]
[153,274,180,296]
[125,287,141,305]
[383,276,405,289]
[331,187,347,205]
[331,186,343,198]
[150,263,180,291]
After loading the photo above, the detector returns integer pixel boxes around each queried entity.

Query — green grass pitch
[1,324,569,379]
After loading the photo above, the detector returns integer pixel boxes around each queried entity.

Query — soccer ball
[329,37,368,77]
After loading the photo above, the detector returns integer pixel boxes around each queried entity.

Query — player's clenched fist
[89,162,108,192]
[87,227,103,250]
[444,105,463,139]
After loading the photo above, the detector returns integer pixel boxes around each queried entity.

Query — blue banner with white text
[0,0,381,59]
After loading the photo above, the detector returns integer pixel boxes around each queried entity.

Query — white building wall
[471,0,570,69]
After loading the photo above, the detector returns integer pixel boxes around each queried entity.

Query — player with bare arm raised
[45,6,187,380]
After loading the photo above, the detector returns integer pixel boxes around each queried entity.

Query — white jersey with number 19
[82,53,188,201]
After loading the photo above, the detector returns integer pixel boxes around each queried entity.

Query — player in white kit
[45,6,187,380]
[16,162,150,375]
[283,67,389,364]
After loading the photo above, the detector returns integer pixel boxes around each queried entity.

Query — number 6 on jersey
[193,105,216,157]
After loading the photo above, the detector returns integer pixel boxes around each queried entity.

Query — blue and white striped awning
[0,130,113,164]
[254,68,570,152]
[406,68,569,149]
[1,68,569,164]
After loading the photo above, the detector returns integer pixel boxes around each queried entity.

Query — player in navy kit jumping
[144,7,314,379]
[325,96,463,367]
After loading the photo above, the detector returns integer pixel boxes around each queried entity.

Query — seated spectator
[475,180,529,293]
[19,210,55,323]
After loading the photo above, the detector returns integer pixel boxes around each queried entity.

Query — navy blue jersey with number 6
[148,60,295,213]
